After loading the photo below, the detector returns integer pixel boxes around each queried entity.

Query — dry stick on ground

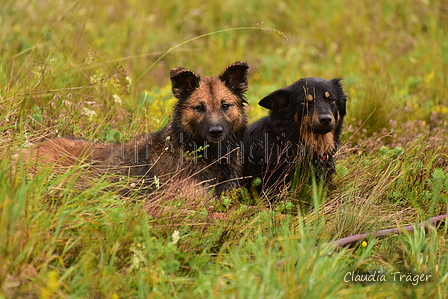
[331,214,447,249]
[276,215,447,268]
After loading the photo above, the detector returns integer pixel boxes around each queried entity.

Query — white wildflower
[82,107,97,119]
[171,230,180,245]
[153,175,160,189]
[113,94,122,104]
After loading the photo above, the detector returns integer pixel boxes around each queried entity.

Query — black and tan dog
[23,62,249,198]
[243,77,347,194]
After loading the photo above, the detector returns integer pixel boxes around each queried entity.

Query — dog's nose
[209,126,223,138]
[318,115,333,126]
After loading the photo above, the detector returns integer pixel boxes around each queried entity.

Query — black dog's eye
[222,103,231,110]
[324,92,335,104]
[195,104,205,112]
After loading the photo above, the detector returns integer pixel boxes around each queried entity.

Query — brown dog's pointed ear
[218,61,249,96]
[170,67,201,100]
[258,89,291,110]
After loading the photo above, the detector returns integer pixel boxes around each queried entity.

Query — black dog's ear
[258,89,291,110]
[218,61,249,97]
[331,78,348,117]
[170,67,201,100]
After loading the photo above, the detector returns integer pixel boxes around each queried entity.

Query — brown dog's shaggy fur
[23,62,249,198]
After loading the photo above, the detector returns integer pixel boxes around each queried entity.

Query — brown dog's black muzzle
[208,126,224,141]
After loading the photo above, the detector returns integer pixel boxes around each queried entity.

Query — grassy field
[1,0,448,298]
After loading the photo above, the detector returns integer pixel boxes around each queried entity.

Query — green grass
[1,0,448,298]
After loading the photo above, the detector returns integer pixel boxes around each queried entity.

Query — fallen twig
[331,214,447,249]
[276,214,447,268]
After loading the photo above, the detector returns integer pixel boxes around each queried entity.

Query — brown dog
[23,62,249,198]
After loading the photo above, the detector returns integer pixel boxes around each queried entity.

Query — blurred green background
[1,0,447,143]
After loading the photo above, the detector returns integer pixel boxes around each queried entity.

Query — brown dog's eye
[195,104,205,112]
[222,103,231,110]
